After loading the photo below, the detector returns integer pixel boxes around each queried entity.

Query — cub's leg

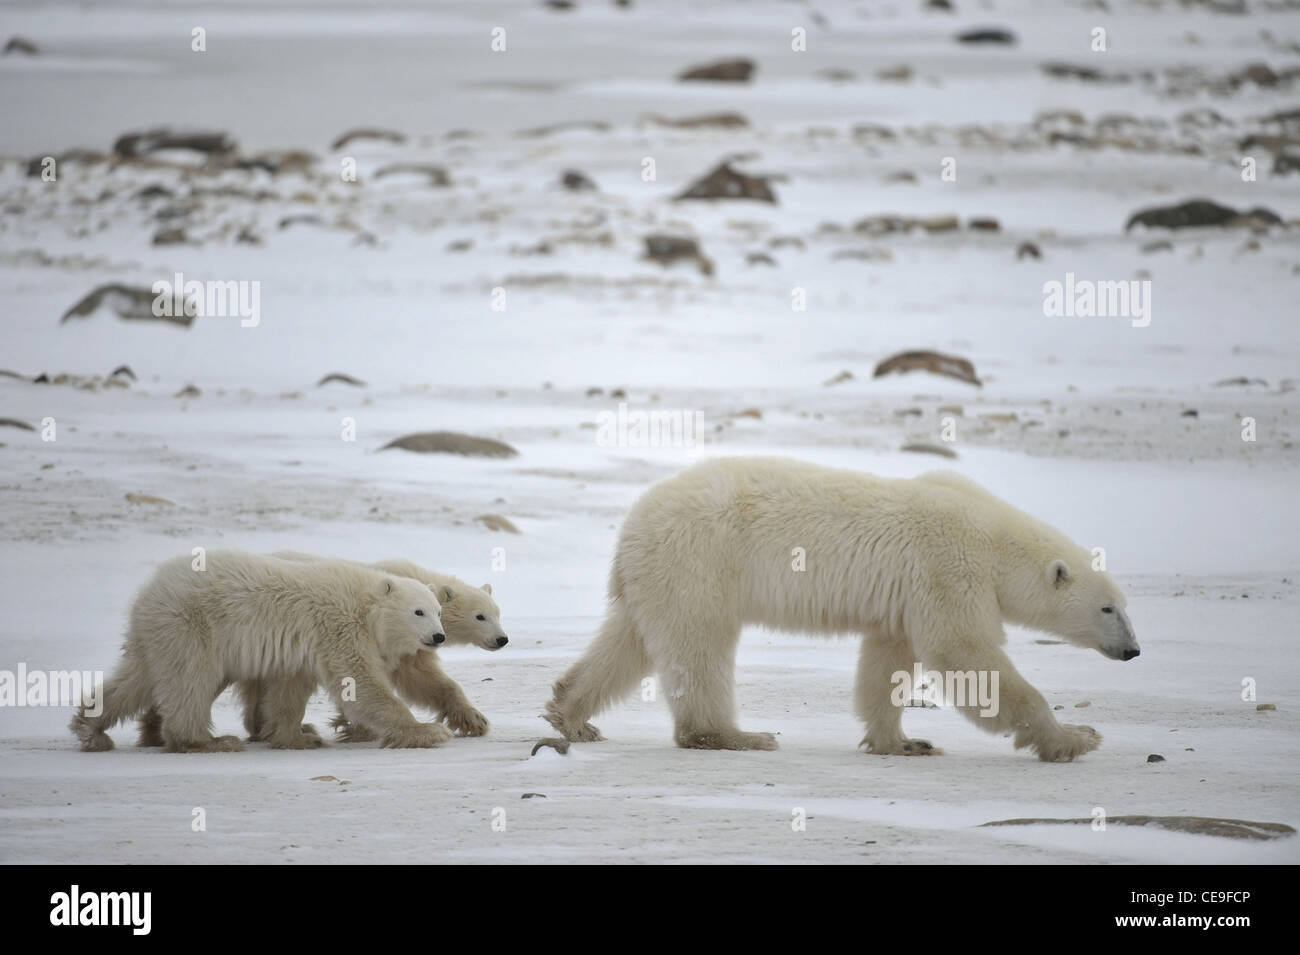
[322,654,450,749]
[137,707,164,747]
[70,654,154,752]
[389,650,489,736]
[152,634,243,753]
[856,629,940,756]
[260,670,325,749]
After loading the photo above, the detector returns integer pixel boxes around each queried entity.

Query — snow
[0,0,1297,863]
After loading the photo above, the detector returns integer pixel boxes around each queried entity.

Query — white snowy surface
[0,0,1297,863]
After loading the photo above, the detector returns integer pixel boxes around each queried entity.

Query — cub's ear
[481,582,492,595]
[1047,559,1071,588]
[440,585,456,603]
[376,576,396,597]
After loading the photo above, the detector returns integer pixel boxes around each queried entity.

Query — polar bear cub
[233,552,507,744]
[71,550,450,752]
[544,456,1140,762]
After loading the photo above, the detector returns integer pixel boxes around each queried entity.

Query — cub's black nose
[432,632,446,645]
[1122,648,1140,661]
[495,636,508,648]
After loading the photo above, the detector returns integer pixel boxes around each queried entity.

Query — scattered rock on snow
[381,431,519,458]
[61,284,193,328]
[4,36,39,55]
[475,514,521,534]
[531,738,570,756]
[677,58,755,82]
[1124,198,1283,232]
[317,372,367,387]
[874,350,982,387]
[112,127,237,160]
[642,234,714,276]
[331,128,406,151]
[956,27,1016,45]
[1147,753,1165,762]
[980,816,1295,840]
[900,442,957,459]
[125,492,175,506]
[675,161,777,203]
[0,418,35,431]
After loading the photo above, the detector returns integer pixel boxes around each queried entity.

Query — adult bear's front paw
[1035,723,1101,762]
[444,705,489,737]
[381,722,453,748]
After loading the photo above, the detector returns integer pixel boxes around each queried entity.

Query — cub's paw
[300,723,322,742]
[330,714,377,743]
[444,706,489,737]
[211,734,246,752]
[381,722,453,749]
[679,729,779,751]
[268,731,326,750]
[1035,724,1102,762]
[862,736,942,756]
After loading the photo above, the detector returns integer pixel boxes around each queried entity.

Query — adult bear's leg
[544,600,652,742]
[918,636,1100,762]
[856,629,940,755]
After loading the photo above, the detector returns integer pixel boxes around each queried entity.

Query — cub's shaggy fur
[72,550,449,752]
[236,552,507,743]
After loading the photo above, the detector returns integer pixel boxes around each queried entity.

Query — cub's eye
[414,609,425,617]
[476,614,486,621]
[1101,606,1114,614]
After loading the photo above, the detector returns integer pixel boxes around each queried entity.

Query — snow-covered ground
[1,0,1297,863]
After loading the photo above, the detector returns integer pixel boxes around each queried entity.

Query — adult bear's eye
[476,614,486,621]
[415,609,425,617]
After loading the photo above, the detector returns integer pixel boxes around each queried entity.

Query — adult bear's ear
[1047,559,1071,588]
[441,585,456,603]
[481,582,492,595]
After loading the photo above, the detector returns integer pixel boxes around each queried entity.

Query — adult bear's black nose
[495,635,508,648]
[431,632,446,645]
[1122,648,1140,661]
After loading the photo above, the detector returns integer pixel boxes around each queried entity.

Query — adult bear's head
[1038,558,1140,661]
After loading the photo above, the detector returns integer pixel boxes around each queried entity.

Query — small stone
[1256,703,1276,711]
[1074,700,1091,708]
[1147,754,1165,763]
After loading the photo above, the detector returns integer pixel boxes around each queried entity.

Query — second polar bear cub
[236,551,507,744]
[545,456,1140,762]
[71,550,450,752]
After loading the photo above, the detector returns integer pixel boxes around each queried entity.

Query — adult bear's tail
[543,569,652,742]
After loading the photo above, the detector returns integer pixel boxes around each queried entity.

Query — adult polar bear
[545,457,1140,762]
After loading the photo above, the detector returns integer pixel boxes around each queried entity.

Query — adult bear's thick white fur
[544,456,1139,761]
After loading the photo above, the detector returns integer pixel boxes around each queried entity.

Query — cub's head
[1040,558,1139,661]
[374,576,445,653]
[436,581,509,651]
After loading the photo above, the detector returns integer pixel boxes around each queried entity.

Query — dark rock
[676,161,777,203]
[956,28,1015,45]
[1016,241,1041,260]
[331,128,406,151]
[968,217,1000,232]
[381,431,519,458]
[678,58,755,82]
[61,284,193,328]
[0,417,35,431]
[3,36,39,55]
[1147,754,1166,762]
[372,163,449,186]
[645,112,749,129]
[1124,198,1282,231]
[317,373,367,387]
[152,227,188,246]
[981,816,1295,841]
[113,128,237,159]
[561,169,597,191]
[643,234,714,276]
[874,350,981,386]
